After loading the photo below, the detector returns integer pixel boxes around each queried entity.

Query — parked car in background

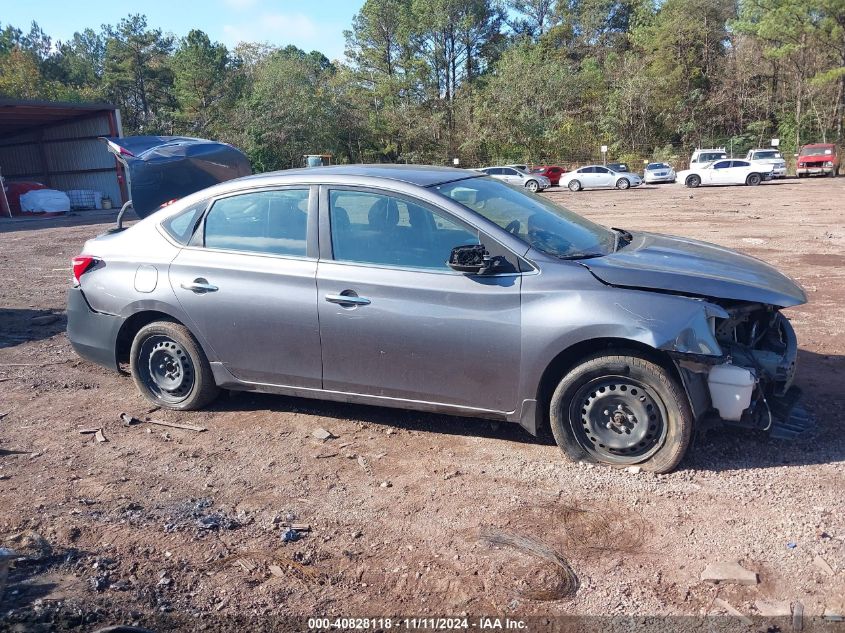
[643,162,676,184]
[67,165,807,473]
[677,159,772,187]
[745,149,787,179]
[532,165,567,186]
[797,143,839,177]
[505,164,529,172]
[606,162,629,173]
[690,148,728,167]
[477,166,550,192]
[559,165,642,191]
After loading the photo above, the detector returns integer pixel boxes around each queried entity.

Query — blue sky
[5,0,364,62]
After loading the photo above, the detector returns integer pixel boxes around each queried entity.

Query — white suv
[745,149,787,178]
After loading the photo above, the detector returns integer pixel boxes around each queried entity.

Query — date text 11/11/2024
[307,617,528,630]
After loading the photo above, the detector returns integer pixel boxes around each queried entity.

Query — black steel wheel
[549,352,693,473]
[746,173,762,186]
[685,174,701,188]
[130,321,219,410]
[568,376,668,463]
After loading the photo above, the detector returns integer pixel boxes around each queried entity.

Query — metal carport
[0,99,126,211]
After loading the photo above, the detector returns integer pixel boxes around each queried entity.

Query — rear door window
[203,189,310,257]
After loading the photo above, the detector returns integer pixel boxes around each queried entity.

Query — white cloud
[222,12,346,60]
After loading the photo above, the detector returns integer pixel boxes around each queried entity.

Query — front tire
[525,179,539,193]
[746,173,762,186]
[616,178,630,190]
[568,179,582,192]
[549,352,693,473]
[685,175,701,188]
[130,321,219,410]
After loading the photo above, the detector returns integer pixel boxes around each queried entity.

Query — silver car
[477,166,551,192]
[559,165,643,191]
[68,165,807,473]
[643,162,677,184]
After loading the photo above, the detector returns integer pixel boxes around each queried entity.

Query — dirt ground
[1,177,844,632]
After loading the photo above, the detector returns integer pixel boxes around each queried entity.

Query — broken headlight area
[675,303,812,439]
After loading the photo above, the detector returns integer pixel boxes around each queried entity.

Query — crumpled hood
[582,232,807,307]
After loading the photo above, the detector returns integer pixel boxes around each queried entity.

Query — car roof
[236,164,481,188]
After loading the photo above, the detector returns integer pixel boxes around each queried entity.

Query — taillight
[71,255,97,286]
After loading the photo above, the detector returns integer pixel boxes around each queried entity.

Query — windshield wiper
[611,227,633,252]
[557,252,605,260]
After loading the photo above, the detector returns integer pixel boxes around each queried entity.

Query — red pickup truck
[797,143,840,177]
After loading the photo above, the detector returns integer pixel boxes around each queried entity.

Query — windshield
[434,177,616,259]
[646,163,668,170]
[752,151,782,159]
[801,146,833,156]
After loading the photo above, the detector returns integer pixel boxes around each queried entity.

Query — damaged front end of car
[670,302,811,439]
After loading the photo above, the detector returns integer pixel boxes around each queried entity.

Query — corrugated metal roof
[0,98,118,138]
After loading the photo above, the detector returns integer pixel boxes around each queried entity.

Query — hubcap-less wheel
[138,335,195,404]
[746,173,761,186]
[526,180,539,193]
[569,376,668,465]
[686,175,701,188]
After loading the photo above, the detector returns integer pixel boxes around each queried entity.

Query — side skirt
[210,362,514,422]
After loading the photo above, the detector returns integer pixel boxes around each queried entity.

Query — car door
[500,167,523,186]
[169,186,323,387]
[484,167,503,182]
[593,166,614,187]
[316,186,523,413]
[730,160,754,183]
[710,160,733,184]
[575,166,595,187]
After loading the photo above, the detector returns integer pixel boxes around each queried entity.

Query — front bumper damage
[670,303,813,439]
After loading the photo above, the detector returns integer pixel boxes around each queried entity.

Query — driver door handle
[181,279,219,293]
[325,293,371,306]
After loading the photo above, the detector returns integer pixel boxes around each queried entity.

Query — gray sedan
[68,165,807,472]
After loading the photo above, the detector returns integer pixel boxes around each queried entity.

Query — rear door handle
[180,279,218,293]
[325,293,371,306]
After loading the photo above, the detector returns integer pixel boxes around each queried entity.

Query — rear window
[161,201,206,244]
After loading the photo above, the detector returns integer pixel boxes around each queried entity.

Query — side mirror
[448,244,491,274]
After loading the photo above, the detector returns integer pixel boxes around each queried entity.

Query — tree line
[1,0,843,170]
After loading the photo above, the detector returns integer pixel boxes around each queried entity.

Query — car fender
[513,264,726,430]
[116,297,222,364]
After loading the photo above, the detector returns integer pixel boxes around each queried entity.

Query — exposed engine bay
[676,302,811,439]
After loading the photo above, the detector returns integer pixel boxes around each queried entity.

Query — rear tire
[130,321,219,411]
[568,180,582,192]
[746,173,762,186]
[685,175,701,188]
[616,178,630,190]
[549,352,693,473]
